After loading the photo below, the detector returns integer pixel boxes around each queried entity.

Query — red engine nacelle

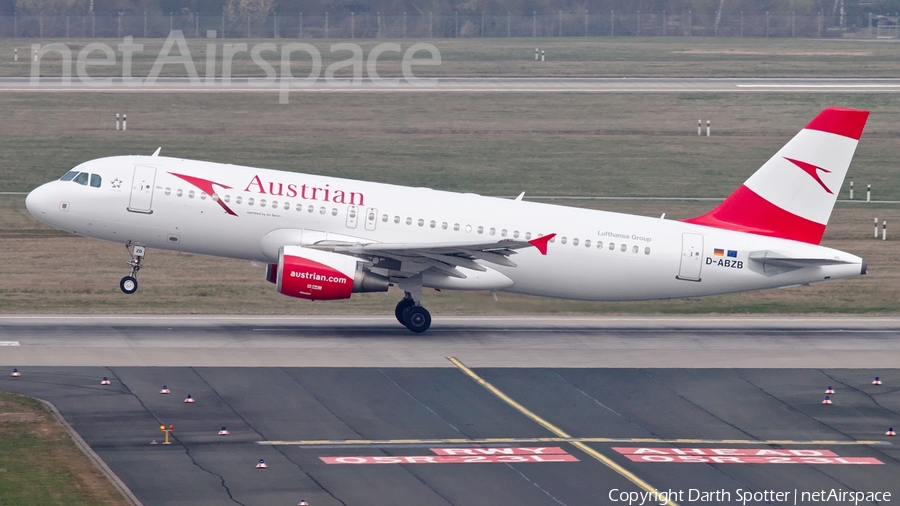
[272,245,388,300]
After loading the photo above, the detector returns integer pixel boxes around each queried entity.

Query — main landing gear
[120,244,145,294]
[394,292,431,333]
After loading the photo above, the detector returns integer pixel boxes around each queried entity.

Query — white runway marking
[0,341,20,346]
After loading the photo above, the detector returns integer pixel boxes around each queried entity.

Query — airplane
[25,107,868,333]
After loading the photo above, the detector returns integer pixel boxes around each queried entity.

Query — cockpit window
[72,172,89,185]
[90,174,102,188]
[59,171,78,181]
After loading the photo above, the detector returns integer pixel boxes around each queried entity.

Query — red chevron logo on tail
[784,157,833,194]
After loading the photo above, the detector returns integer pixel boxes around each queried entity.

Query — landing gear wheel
[120,276,138,294]
[402,306,431,333]
[395,298,415,324]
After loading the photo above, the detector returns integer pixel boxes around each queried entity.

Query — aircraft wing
[306,234,556,278]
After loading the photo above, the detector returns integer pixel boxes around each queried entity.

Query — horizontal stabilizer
[748,250,854,269]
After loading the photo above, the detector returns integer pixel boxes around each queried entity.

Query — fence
[0,11,890,39]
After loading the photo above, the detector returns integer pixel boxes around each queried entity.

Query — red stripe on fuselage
[169,172,237,216]
[682,185,826,244]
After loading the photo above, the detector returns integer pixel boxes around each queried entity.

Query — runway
[2,315,900,368]
[2,317,899,505]
[5,77,900,93]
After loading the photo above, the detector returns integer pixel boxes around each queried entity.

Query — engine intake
[275,245,388,300]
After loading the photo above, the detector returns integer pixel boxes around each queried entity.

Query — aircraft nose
[25,183,50,219]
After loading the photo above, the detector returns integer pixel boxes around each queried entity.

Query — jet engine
[269,245,388,300]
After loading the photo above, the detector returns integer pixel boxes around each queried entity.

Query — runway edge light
[822,396,833,405]
[160,385,170,394]
[101,377,111,385]
[184,395,195,403]
[825,386,835,394]
[256,459,267,469]
[219,426,229,435]
[873,377,883,385]
[10,368,20,377]
[887,427,896,437]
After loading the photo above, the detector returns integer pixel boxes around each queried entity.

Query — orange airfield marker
[160,425,174,445]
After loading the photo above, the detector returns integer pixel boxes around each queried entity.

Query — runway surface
[2,315,900,367]
[1,365,898,506]
[5,77,900,93]
[2,317,899,505]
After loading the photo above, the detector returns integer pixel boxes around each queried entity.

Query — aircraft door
[128,165,156,214]
[365,207,377,231]
[346,205,359,228]
[677,233,703,281]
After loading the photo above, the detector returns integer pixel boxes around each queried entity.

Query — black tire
[120,276,138,294]
[402,306,431,333]
[395,299,415,324]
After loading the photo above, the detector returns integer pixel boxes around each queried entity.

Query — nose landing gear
[120,244,145,294]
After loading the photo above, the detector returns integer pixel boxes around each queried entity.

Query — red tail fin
[682,107,868,244]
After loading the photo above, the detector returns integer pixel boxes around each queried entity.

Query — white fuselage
[26,155,864,301]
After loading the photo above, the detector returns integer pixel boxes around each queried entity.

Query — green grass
[2,38,900,315]
[0,393,129,506]
[5,37,900,78]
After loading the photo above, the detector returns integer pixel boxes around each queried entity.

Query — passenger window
[165,188,171,196]
[200,192,207,200]
[501,229,507,237]
[259,198,266,206]
[189,190,196,199]
[477,226,484,234]
[489,228,496,236]
[633,245,639,253]
[247,197,253,205]
[465,225,472,233]
[597,241,603,249]
[177,189,183,197]
[621,243,627,252]
[550,236,556,243]
[331,208,338,216]
[585,240,591,248]
[406,217,413,225]
[525,232,532,240]
[560,237,567,244]
[212,194,219,202]
[90,174,102,188]
[319,207,326,214]
[308,205,314,213]
[442,222,448,230]
[73,172,89,185]
[236,196,242,204]
[454,223,460,231]
[609,242,615,250]
[284,202,290,210]
[382,214,388,222]
[223,195,230,202]
[394,216,401,224]
[418,219,424,227]
[513,231,519,239]
[296,203,302,211]
[429,220,436,228]
[573,238,579,246]
[271,200,277,208]
[645,247,651,255]
[59,171,78,181]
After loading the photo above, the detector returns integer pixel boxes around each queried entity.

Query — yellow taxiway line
[446,356,680,506]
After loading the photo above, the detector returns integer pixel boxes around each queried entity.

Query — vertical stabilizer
[683,107,868,244]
